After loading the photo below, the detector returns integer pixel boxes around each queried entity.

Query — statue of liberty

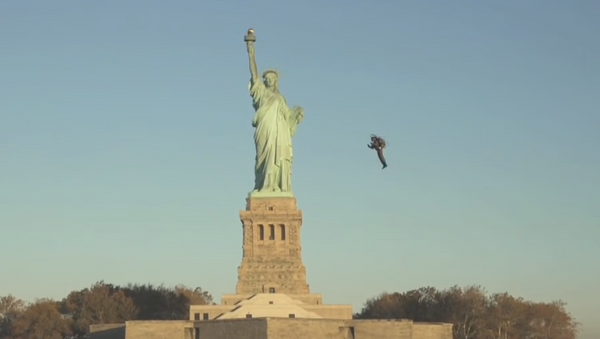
[244,29,304,197]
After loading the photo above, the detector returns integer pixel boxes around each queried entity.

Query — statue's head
[262,70,279,89]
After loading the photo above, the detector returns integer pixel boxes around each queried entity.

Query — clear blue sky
[1,0,598,337]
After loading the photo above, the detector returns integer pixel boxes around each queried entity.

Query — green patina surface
[245,30,304,198]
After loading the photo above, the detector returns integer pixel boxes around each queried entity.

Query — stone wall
[124,320,192,339]
[352,319,413,339]
[189,305,232,320]
[413,323,453,339]
[196,318,268,339]
[88,317,453,339]
[267,318,348,339]
[237,197,310,295]
[89,323,125,339]
[221,293,323,305]
[302,304,354,319]
[266,318,417,339]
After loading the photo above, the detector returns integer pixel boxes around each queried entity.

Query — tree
[355,287,445,322]
[1,281,214,337]
[442,285,487,339]
[354,292,404,319]
[121,283,212,320]
[355,285,579,339]
[485,292,526,339]
[61,281,137,336]
[174,285,214,306]
[6,299,71,339]
[0,295,26,338]
[523,300,579,339]
[0,295,26,317]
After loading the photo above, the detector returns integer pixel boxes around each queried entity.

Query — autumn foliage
[354,285,579,339]
[0,281,213,339]
[1,283,578,339]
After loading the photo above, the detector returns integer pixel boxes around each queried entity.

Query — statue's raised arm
[245,29,260,83]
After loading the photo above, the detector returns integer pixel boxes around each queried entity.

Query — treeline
[0,281,213,339]
[1,283,579,339]
[354,285,578,339]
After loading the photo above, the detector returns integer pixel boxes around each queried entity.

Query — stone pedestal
[236,196,310,295]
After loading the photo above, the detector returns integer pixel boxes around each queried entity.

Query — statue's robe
[249,78,302,192]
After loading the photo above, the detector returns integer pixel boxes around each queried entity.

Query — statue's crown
[262,69,279,78]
